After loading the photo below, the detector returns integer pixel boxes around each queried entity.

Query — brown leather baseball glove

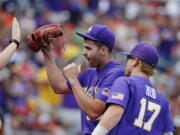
[26,24,64,52]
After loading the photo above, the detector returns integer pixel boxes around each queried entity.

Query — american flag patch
[111,93,124,100]
[102,88,109,96]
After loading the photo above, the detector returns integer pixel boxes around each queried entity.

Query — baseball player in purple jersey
[92,42,174,135]
[41,24,124,135]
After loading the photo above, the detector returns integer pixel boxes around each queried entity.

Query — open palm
[12,17,21,42]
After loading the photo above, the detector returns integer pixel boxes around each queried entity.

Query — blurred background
[0,0,180,135]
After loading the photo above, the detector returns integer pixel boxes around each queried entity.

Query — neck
[97,56,113,71]
[130,69,149,79]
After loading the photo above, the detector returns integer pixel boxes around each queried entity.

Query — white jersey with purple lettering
[67,61,124,135]
[107,75,174,135]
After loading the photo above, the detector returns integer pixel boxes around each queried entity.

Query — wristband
[9,39,20,48]
[91,124,109,135]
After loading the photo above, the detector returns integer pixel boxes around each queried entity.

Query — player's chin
[89,64,95,68]
[88,62,96,68]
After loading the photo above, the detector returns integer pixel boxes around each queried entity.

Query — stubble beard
[88,61,98,68]
[88,56,100,68]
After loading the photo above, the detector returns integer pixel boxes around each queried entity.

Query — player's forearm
[0,43,17,69]
[70,79,105,120]
[92,105,123,135]
[93,104,124,135]
[43,51,71,94]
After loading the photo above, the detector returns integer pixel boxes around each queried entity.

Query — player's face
[82,40,102,68]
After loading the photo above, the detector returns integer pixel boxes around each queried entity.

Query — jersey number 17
[133,98,161,132]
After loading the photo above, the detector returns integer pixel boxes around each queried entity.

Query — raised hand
[12,17,21,42]
[0,17,21,68]
[63,63,81,82]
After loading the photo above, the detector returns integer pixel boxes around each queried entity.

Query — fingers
[78,64,81,72]
[63,63,77,70]
[63,63,80,78]
[63,63,76,72]
[12,17,21,42]
[63,64,71,79]
[40,47,53,58]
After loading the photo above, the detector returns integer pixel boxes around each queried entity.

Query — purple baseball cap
[122,42,159,67]
[76,24,115,50]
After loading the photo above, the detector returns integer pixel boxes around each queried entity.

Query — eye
[85,46,92,50]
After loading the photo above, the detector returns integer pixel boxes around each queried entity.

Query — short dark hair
[95,42,112,53]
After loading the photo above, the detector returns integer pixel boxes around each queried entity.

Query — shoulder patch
[102,88,109,96]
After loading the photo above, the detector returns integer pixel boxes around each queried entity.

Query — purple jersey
[62,94,79,108]
[67,61,124,135]
[107,76,174,135]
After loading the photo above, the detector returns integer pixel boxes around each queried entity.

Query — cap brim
[76,32,98,42]
[119,52,130,56]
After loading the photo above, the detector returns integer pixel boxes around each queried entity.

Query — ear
[132,58,139,67]
[99,46,108,55]
[99,49,104,55]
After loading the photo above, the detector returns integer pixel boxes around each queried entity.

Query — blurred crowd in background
[0,0,180,135]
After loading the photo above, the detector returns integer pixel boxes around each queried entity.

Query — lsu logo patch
[111,92,124,100]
